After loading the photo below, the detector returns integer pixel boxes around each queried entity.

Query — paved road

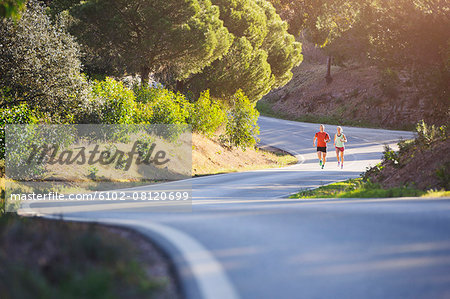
[23,117,450,299]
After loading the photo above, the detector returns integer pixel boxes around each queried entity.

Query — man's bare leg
[317,151,323,166]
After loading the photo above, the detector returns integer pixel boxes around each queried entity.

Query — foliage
[0,0,26,19]
[0,103,37,159]
[189,90,226,137]
[290,178,426,199]
[220,90,260,150]
[269,0,359,45]
[0,216,166,297]
[91,78,136,124]
[272,0,449,105]
[382,145,400,168]
[64,0,233,83]
[415,120,447,148]
[87,165,98,180]
[188,0,302,102]
[145,89,190,126]
[365,0,450,103]
[0,178,4,215]
[0,1,89,120]
[133,102,153,125]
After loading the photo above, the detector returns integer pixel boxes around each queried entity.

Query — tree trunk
[325,55,333,84]
[140,65,150,86]
[176,80,184,93]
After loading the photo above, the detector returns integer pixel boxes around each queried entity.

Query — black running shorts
[317,147,327,153]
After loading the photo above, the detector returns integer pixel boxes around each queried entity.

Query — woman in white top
[334,126,347,169]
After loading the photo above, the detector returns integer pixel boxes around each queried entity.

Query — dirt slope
[261,49,448,129]
[367,138,450,190]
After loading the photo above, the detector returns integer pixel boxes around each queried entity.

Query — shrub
[132,83,164,104]
[91,77,136,124]
[382,144,400,167]
[220,90,260,150]
[415,120,447,148]
[0,2,90,118]
[133,102,153,124]
[146,89,190,125]
[188,90,226,137]
[132,85,190,125]
[0,103,37,159]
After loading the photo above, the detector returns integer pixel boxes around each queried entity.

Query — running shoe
[341,163,343,169]
[319,160,323,166]
[321,164,324,169]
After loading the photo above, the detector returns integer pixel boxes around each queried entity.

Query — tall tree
[0,0,89,118]
[365,0,450,104]
[187,0,302,102]
[67,0,233,84]
[269,0,359,82]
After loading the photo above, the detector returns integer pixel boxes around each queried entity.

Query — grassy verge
[256,99,414,131]
[289,178,450,199]
[0,215,179,299]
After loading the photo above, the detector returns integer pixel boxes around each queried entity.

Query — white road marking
[17,205,239,299]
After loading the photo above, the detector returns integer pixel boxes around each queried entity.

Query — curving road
[22,116,450,299]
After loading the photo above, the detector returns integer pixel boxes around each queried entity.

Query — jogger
[334,126,347,169]
[313,124,331,169]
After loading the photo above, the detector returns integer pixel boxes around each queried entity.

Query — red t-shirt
[315,131,330,147]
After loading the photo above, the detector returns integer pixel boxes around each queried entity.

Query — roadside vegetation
[291,121,449,199]
[0,214,179,299]
[289,178,448,199]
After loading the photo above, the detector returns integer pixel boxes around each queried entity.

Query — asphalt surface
[22,116,450,299]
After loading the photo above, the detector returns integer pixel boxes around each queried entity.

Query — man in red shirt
[313,124,331,169]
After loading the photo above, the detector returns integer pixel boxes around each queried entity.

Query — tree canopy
[67,0,234,84]
[270,0,450,101]
[187,0,302,102]
[0,0,89,119]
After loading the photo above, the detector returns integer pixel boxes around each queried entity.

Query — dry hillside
[260,44,448,129]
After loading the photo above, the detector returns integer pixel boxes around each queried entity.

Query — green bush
[132,85,190,125]
[133,102,153,124]
[132,86,190,139]
[132,84,163,104]
[91,77,136,124]
[146,89,190,125]
[220,90,260,150]
[189,90,226,137]
[0,103,37,159]
[382,144,400,167]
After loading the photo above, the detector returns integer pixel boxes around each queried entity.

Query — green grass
[0,215,173,299]
[289,178,431,199]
